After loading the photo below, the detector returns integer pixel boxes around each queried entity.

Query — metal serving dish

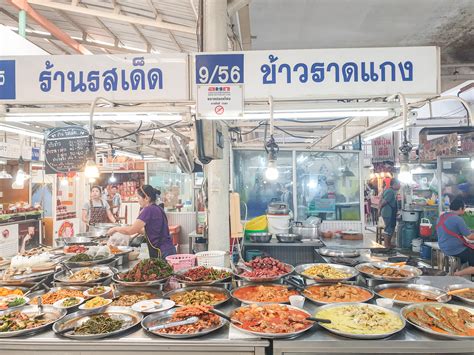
[318,248,360,258]
[28,286,90,303]
[142,307,227,338]
[276,233,303,243]
[0,305,66,337]
[374,283,451,305]
[175,266,233,286]
[401,303,474,340]
[445,284,474,305]
[229,304,313,339]
[236,264,295,283]
[57,237,97,247]
[163,286,231,307]
[356,262,422,282]
[112,267,171,287]
[315,303,405,339]
[63,254,118,268]
[295,263,358,282]
[248,233,272,243]
[231,283,298,305]
[0,269,56,286]
[302,283,374,305]
[54,266,116,285]
[53,306,143,339]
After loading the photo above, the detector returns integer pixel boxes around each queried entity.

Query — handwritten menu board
[45,126,90,174]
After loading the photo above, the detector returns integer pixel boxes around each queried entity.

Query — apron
[89,199,110,225]
[436,212,474,250]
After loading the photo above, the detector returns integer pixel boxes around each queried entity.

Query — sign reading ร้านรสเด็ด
[0,54,189,104]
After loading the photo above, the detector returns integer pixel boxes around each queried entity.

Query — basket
[166,254,196,271]
[196,250,227,267]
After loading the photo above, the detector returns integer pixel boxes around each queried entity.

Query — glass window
[233,150,293,219]
[295,151,360,221]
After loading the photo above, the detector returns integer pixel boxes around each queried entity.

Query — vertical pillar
[18,10,26,37]
[203,0,230,251]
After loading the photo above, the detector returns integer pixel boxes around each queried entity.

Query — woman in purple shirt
[107,185,176,259]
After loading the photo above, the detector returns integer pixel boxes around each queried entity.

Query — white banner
[195,47,440,100]
[0,54,189,104]
[196,84,244,119]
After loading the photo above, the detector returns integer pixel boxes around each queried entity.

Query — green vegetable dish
[75,315,123,335]
[0,311,49,332]
[62,297,80,307]
[118,258,173,282]
[69,253,106,262]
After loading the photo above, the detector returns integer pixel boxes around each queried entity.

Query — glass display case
[438,156,474,213]
[295,151,361,221]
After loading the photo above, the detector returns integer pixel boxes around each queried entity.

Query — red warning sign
[215,105,224,115]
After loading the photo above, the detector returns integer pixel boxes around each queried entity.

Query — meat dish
[177,267,231,282]
[68,268,107,282]
[304,284,372,303]
[117,259,172,282]
[154,306,221,335]
[301,265,350,280]
[64,245,87,254]
[456,289,474,301]
[359,266,413,278]
[170,290,228,306]
[379,288,435,302]
[232,304,311,334]
[0,311,49,332]
[240,257,292,280]
[233,285,299,303]
[111,293,154,307]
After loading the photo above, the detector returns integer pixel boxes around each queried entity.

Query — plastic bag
[377,216,386,228]
[107,232,130,247]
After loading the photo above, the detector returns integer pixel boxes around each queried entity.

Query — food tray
[0,305,66,337]
[53,306,143,339]
[141,308,226,339]
[63,254,118,268]
[315,303,406,339]
[445,284,474,305]
[236,264,295,283]
[356,262,422,282]
[54,266,116,285]
[374,283,450,305]
[163,286,231,307]
[231,283,298,305]
[112,274,171,287]
[302,283,374,305]
[28,286,90,304]
[175,266,233,286]
[0,270,56,286]
[294,263,358,282]
[229,304,313,339]
[401,303,474,340]
[318,248,360,258]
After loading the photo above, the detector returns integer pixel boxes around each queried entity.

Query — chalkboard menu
[45,126,90,174]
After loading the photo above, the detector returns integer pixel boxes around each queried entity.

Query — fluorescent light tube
[113,149,143,160]
[5,113,183,123]
[0,124,44,139]
[243,110,391,120]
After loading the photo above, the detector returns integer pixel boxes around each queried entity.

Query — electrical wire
[96,120,183,141]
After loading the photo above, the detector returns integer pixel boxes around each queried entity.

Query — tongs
[208,308,243,325]
[146,316,200,332]
[24,277,50,297]
[60,261,74,276]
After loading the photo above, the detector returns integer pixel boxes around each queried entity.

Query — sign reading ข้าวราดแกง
[0,54,189,104]
[44,126,90,174]
[0,47,440,104]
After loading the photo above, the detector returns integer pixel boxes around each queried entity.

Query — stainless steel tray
[318,248,360,258]
[236,264,295,283]
[356,262,422,282]
[54,266,116,285]
[53,306,143,339]
[374,283,451,305]
[112,274,171,287]
[0,305,66,337]
[58,237,98,246]
[141,308,227,339]
[163,286,231,307]
[445,284,474,305]
[64,254,118,268]
[175,266,233,286]
[229,304,313,339]
[295,263,358,282]
[401,303,474,340]
[28,286,90,303]
[315,303,406,339]
[231,283,298,305]
[0,270,56,286]
[302,283,373,305]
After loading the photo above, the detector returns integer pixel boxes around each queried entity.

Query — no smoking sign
[215,105,224,115]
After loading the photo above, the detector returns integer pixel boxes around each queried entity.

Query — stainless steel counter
[273,276,474,355]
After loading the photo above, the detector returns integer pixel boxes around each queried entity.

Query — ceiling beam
[27,0,196,34]
[58,9,89,41]
[7,0,92,54]
[144,0,183,52]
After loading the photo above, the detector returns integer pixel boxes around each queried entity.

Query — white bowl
[131,299,175,313]
[83,286,112,298]
[79,297,112,310]
[376,298,394,308]
[53,297,85,309]
[289,295,305,309]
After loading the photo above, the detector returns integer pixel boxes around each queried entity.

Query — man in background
[111,185,122,219]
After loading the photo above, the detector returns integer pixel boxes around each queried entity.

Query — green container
[463,210,474,229]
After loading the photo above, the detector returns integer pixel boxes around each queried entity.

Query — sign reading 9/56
[195,54,244,84]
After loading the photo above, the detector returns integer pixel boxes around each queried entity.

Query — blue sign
[31,147,41,161]
[195,54,244,84]
[0,60,16,100]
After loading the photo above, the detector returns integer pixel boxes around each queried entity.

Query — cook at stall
[436,197,474,266]
[107,185,176,258]
[82,186,116,226]
[379,178,400,249]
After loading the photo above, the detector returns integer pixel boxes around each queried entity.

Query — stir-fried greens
[75,315,123,335]
[118,259,173,282]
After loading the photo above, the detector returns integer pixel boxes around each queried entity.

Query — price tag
[195,54,244,84]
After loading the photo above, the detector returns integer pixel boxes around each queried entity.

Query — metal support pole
[18,10,26,37]
[203,0,230,252]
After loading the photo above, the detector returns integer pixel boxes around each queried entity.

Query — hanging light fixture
[13,156,30,186]
[109,173,117,183]
[84,134,100,179]
[398,164,413,184]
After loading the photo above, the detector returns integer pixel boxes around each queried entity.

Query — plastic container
[412,238,423,253]
[420,244,432,260]
[289,295,305,309]
[196,250,226,267]
[376,298,394,308]
[166,254,196,271]
[419,218,432,237]
[169,225,181,246]
[267,214,290,235]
